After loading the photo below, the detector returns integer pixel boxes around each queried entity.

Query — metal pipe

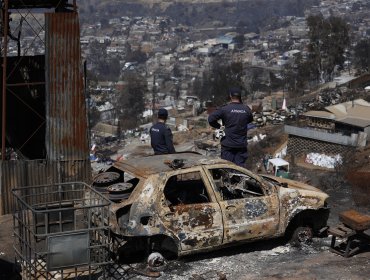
[2,0,9,160]
[7,82,45,87]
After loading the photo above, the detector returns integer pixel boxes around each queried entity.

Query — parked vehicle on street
[91,152,329,259]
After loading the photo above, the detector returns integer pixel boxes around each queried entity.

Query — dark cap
[229,87,241,97]
[158,108,168,118]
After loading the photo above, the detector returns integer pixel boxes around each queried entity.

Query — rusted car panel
[92,153,329,257]
[261,175,329,233]
[156,167,224,252]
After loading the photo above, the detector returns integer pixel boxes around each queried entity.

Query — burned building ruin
[0,0,90,214]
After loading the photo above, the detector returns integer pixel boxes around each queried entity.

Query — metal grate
[12,182,111,280]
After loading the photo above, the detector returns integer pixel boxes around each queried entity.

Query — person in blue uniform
[208,88,253,167]
[150,108,176,155]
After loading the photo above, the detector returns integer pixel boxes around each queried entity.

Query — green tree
[192,77,202,99]
[197,60,244,105]
[117,73,146,129]
[88,107,101,130]
[159,20,168,34]
[353,38,370,72]
[247,68,262,99]
[173,63,181,78]
[87,41,121,81]
[306,15,350,82]
[236,20,247,34]
[99,57,121,81]
[281,53,313,96]
[142,32,151,41]
[126,47,148,64]
[234,34,245,49]
[200,72,214,102]
[296,60,314,91]
[100,18,109,29]
[325,16,350,73]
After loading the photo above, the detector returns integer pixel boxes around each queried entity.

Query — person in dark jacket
[150,108,176,155]
[208,88,253,167]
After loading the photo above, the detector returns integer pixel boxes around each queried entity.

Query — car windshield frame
[204,164,276,198]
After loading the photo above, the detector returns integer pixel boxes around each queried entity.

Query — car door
[206,166,279,244]
[158,167,224,252]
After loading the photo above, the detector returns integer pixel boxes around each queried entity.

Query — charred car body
[91,152,329,259]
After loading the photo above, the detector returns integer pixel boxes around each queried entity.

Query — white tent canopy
[267,158,289,176]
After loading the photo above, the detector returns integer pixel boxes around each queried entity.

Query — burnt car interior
[164,171,210,207]
[210,168,264,200]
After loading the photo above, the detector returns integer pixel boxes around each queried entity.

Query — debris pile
[305,153,342,169]
[253,110,293,126]
[317,88,342,106]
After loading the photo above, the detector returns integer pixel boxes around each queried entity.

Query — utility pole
[152,75,157,124]
[1,0,9,160]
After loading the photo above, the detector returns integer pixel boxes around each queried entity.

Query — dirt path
[0,214,19,280]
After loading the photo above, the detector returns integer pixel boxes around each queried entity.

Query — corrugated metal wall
[45,12,89,161]
[0,160,91,214]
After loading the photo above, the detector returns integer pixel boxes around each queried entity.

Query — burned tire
[290,226,313,246]
[93,171,120,185]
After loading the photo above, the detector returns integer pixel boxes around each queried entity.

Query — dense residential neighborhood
[75,0,370,154]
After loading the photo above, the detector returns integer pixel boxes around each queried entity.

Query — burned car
[91,152,329,259]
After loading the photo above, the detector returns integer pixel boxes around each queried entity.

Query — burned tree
[117,72,147,129]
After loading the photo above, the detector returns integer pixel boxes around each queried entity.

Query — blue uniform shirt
[208,102,253,148]
[150,122,176,154]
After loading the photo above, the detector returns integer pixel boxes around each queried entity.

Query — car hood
[261,174,328,195]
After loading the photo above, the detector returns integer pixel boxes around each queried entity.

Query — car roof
[113,152,228,177]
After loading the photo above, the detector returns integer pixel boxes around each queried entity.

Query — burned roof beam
[6,0,72,11]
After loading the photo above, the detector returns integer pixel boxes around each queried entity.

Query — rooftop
[325,99,370,118]
[336,117,370,128]
[303,110,335,120]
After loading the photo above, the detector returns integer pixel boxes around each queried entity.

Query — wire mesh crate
[12,182,112,280]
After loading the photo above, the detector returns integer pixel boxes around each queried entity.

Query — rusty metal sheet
[0,159,91,214]
[339,209,370,231]
[45,12,89,161]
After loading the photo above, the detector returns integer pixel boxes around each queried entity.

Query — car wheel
[290,226,313,246]
[147,252,167,272]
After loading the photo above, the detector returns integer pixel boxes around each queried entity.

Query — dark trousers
[221,146,248,167]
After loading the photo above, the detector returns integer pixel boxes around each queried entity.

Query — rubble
[253,109,294,127]
[305,153,342,169]
[317,88,343,106]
